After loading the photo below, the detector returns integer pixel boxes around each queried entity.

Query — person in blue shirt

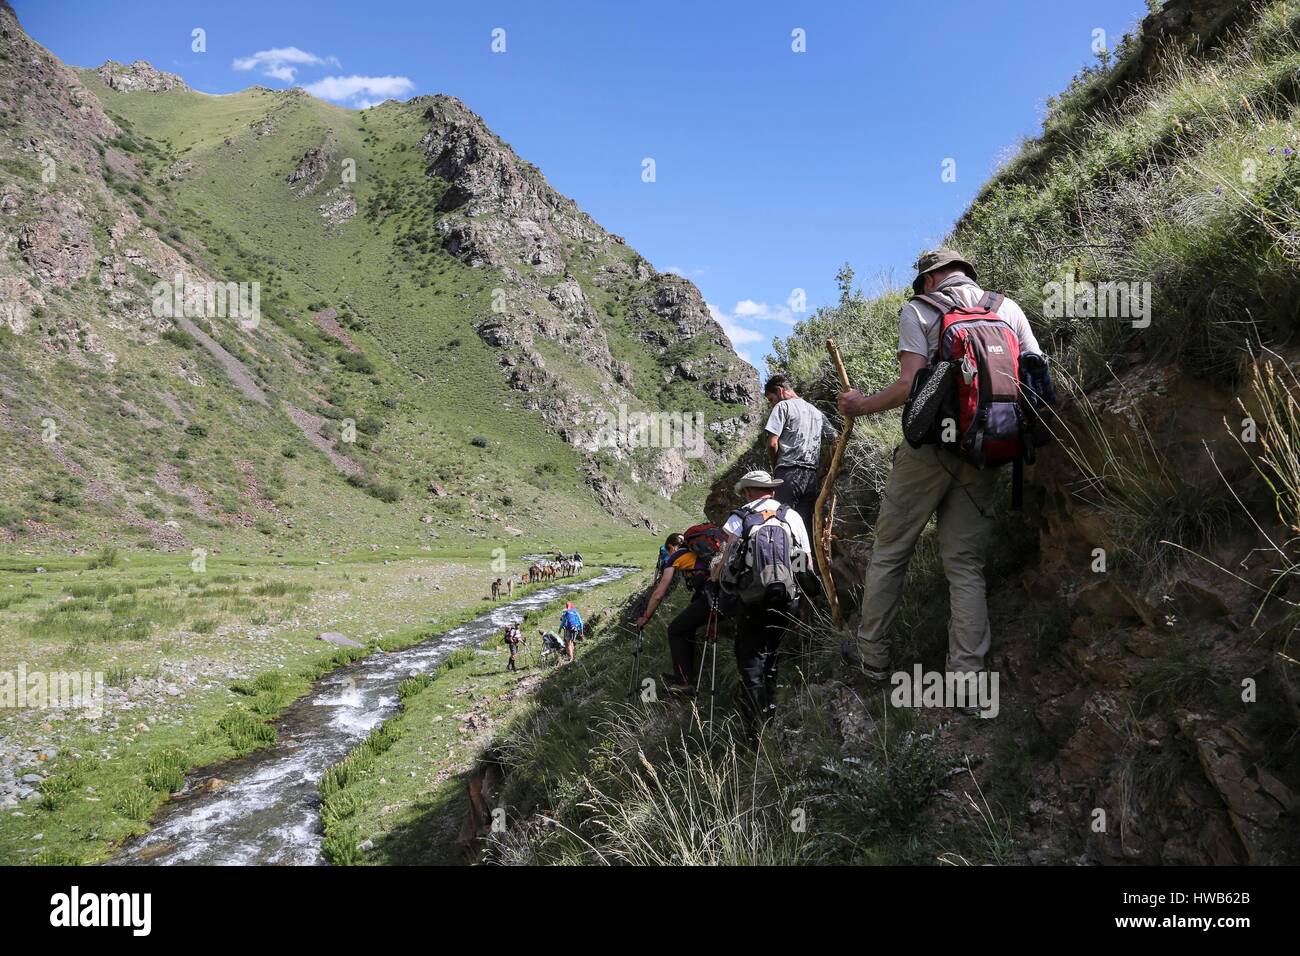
[654,533,685,584]
[559,602,583,663]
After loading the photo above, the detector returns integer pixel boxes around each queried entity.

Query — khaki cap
[912,248,977,294]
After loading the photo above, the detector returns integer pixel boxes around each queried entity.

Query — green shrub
[161,327,195,349]
[217,710,277,755]
[87,546,120,570]
[337,351,375,375]
[144,748,189,794]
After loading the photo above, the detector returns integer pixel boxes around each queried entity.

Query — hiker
[718,470,810,735]
[654,533,685,583]
[559,601,583,662]
[633,522,725,694]
[763,373,838,532]
[837,248,1051,699]
[503,622,523,672]
[538,628,566,660]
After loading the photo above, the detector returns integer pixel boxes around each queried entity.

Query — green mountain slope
[0,2,759,557]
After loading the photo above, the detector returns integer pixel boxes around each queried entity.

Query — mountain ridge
[0,2,759,552]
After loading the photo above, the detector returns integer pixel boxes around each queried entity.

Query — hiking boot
[661,672,695,695]
[841,639,890,681]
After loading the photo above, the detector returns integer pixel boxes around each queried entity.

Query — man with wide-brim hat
[717,469,811,736]
[835,248,1044,700]
[732,469,784,494]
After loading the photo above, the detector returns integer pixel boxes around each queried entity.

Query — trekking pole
[815,338,855,628]
[708,619,717,728]
[696,595,719,731]
[628,625,644,701]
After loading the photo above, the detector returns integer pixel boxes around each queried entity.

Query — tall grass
[493,708,812,866]
[1044,367,1238,576]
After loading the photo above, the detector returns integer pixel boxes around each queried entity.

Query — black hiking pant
[667,590,711,683]
[733,600,793,735]
[774,465,818,535]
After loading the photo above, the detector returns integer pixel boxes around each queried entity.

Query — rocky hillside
[448,0,1300,867]
[0,0,758,555]
[755,0,1300,864]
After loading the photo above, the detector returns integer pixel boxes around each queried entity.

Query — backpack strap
[911,292,958,315]
[978,291,1005,314]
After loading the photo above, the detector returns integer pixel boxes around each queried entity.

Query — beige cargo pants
[853,441,999,674]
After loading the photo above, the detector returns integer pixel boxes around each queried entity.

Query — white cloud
[707,301,765,370]
[730,298,798,325]
[232,47,339,83]
[665,265,706,278]
[304,75,415,107]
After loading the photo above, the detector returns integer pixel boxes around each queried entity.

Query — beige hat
[912,247,977,294]
[733,469,783,494]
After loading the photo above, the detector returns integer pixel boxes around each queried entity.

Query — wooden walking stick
[813,339,855,628]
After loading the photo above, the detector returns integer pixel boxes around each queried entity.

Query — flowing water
[111,566,635,865]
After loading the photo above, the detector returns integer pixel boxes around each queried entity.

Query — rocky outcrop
[0,4,119,167]
[0,274,44,333]
[286,136,336,195]
[411,92,761,508]
[95,59,188,93]
[1007,355,1300,865]
[318,188,356,227]
[17,206,95,286]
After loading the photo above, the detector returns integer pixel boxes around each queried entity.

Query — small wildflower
[1285,147,1295,157]
[1214,186,1223,195]
[1269,146,1277,155]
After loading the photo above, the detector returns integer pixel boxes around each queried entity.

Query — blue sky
[16,0,1148,367]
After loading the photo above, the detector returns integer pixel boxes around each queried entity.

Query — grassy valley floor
[0,540,653,864]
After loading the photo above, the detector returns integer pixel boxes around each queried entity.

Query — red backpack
[913,290,1025,468]
[668,523,725,591]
